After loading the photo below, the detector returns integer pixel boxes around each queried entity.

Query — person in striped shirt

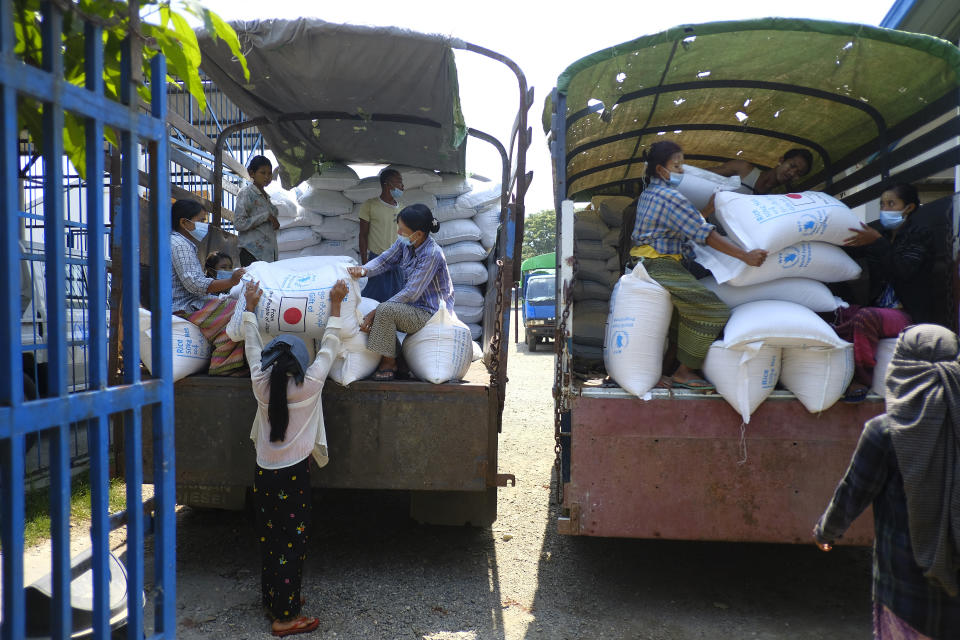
[629,140,767,390]
[347,204,454,381]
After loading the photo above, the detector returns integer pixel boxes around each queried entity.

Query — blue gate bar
[119,34,145,640]
[148,49,176,636]
[85,18,111,640]
[40,5,73,637]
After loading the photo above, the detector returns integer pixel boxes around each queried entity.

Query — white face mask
[397,233,413,247]
[390,187,404,201]
[878,210,904,229]
[215,269,234,280]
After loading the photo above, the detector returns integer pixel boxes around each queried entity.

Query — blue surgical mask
[215,269,234,280]
[390,187,403,201]
[189,221,209,242]
[878,210,904,229]
[667,172,684,188]
[397,233,412,247]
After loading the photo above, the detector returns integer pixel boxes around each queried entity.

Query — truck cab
[522,270,555,352]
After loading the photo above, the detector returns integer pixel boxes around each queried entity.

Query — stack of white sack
[224,256,366,342]
[718,300,853,413]
[603,262,673,398]
[674,164,742,211]
[138,308,212,382]
[689,191,861,413]
[273,168,495,347]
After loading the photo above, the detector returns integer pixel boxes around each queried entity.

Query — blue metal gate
[0,1,175,638]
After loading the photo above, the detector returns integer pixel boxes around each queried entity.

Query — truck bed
[142,360,501,524]
[560,385,881,544]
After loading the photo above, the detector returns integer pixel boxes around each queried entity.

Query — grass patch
[22,475,127,549]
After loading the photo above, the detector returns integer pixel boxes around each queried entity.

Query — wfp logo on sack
[612,330,629,353]
[777,246,802,270]
[796,211,827,237]
[278,297,308,332]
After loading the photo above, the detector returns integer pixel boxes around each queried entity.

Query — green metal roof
[543,18,960,200]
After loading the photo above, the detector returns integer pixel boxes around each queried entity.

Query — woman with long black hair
[242,278,347,637]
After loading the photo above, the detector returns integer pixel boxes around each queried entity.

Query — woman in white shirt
[242,279,347,636]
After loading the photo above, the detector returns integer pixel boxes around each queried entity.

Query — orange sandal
[272,615,319,637]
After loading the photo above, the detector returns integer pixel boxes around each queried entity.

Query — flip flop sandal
[371,368,397,381]
[272,616,319,637]
[672,378,715,391]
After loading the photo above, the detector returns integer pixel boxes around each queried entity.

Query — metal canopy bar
[836,146,960,208]
[564,79,888,133]
[566,124,829,190]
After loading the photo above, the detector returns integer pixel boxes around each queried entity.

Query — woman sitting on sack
[630,140,767,390]
[836,182,942,402]
[347,204,454,381]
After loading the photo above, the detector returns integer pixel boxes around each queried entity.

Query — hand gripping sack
[694,241,861,286]
[714,191,862,253]
[699,276,846,313]
[138,308,211,382]
[675,164,742,211]
[401,302,473,384]
[780,344,854,413]
[720,300,848,350]
[603,262,673,398]
[225,257,363,341]
[329,297,381,386]
[703,341,781,424]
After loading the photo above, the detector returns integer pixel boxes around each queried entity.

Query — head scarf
[261,335,311,442]
[885,324,960,596]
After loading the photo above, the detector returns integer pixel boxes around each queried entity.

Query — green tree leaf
[522,209,557,261]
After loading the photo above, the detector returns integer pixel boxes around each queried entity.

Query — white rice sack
[443,241,488,264]
[402,303,473,384]
[138,308,211,382]
[297,187,354,216]
[315,217,359,242]
[454,304,483,324]
[276,227,322,252]
[699,276,847,313]
[433,219,481,246]
[474,205,501,250]
[468,323,482,341]
[720,300,849,350]
[603,262,673,398]
[780,345,854,413]
[574,210,609,240]
[300,163,359,191]
[714,190,862,253]
[472,341,483,361]
[277,208,325,230]
[398,188,438,211]
[422,173,473,197]
[871,338,898,397]
[386,165,442,189]
[454,285,484,307]
[342,176,382,203]
[270,189,300,219]
[675,164,742,211]
[278,249,302,261]
[329,297,381,386]
[299,241,360,263]
[703,341,781,424]
[694,241,861,286]
[448,261,488,286]
[225,257,362,341]
[435,197,477,222]
[456,179,501,210]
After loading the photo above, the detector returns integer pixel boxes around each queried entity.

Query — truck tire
[409,488,497,527]
[526,333,537,352]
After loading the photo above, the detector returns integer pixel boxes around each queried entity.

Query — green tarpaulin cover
[543,19,960,200]
[521,252,555,272]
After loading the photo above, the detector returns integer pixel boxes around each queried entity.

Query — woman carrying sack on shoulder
[630,140,768,390]
[346,203,455,381]
[242,278,348,637]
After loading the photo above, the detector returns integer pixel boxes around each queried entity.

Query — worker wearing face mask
[834,182,941,403]
[171,200,248,376]
[357,168,406,302]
